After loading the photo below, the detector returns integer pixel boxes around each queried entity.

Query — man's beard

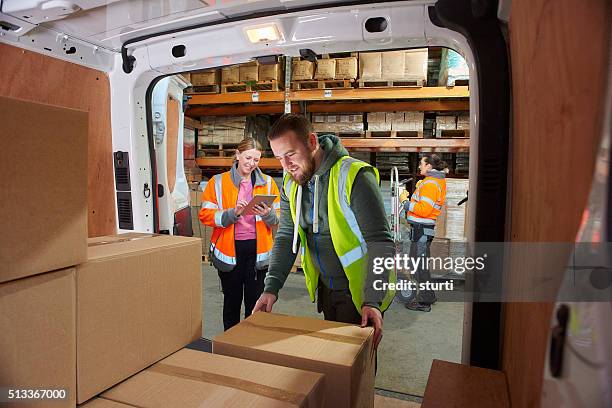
[291,156,316,185]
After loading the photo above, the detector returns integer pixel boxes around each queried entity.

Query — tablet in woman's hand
[243,195,277,216]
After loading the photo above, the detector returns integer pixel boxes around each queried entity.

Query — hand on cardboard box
[361,306,383,353]
[253,292,277,313]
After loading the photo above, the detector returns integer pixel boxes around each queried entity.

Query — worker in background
[399,154,447,312]
[253,114,395,351]
[199,137,281,330]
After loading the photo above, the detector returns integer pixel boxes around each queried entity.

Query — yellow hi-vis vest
[283,156,396,314]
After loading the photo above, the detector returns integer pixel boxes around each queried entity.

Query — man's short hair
[268,114,313,145]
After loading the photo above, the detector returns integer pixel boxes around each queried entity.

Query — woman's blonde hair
[236,137,262,153]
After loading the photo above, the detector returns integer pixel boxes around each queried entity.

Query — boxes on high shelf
[315,58,337,80]
[100,348,325,408]
[0,96,87,284]
[393,111,424,131]
[1,268,76,408]
[258,62,283,81]
[221,65,240,83]
[335,56,358,79]
[191,69,220,86]
[436,115,457,131]
[239,62,259,82]
[359,52,382,79]
[404,48,428,81]
[457,114,470,130]
[292,59,315,80]
[75,234,202,403]
[367,111,391,131]
[213,312,375,408]
[381,51,406,80]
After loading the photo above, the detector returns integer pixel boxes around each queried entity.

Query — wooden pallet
[188,84,220,94]
[356,78,426,88]
[446,78,469,87]
[221,80,282,93]
[436,129,470,138]
[198,143,240,157]
[366,130,424,138]
[292,79,354,90]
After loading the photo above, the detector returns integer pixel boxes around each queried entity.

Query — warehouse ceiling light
[245,23,282,44]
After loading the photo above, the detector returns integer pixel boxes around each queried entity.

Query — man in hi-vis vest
[253,114,395,350]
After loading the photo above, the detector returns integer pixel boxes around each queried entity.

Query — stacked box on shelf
[367,111,391,131]
[404,48,429,81]
[312,113,364,134]
[435,115,457,137]
[392,111,425,131]
[239,62,259,82]
[221,65,240,84]
[435,178,469,241]
[258,61,284,82]
[359,49,428,83]
[191,69,220,86]
[199,115,246,145]
[457,114,470,130]
[335,56,358,79]
[292,58,315,80]
[359,52,382,79]
[315,58,337,80]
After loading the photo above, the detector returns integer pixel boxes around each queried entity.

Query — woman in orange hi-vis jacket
[399,154,448,312]
[199,137,281,330]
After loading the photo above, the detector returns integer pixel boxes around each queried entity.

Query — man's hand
[253,292,277,313]
[361,306,383,354]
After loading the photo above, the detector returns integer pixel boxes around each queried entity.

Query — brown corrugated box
[292,59,315,80]
[101,348,325,407]
[76,234,202,403]
[239,62,259,82]
[315,59,337,80]
[0,268,76,408]
[213,312,375,408]
[191,69,220,86]
[381,51,406,79]
[79,398,133,408]
[221,66,240,83]
[335,57,358,79]
[259,63,283,81]
[404,48,428,80]
[0,96,87,284]
[359,52,382,79]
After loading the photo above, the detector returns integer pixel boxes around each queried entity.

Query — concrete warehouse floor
[201,263,464,397]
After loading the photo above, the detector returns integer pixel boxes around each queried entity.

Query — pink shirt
[234,177,257,240]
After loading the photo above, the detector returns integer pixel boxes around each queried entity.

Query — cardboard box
[292,59,315,80]
[367,112,387,123]
[213,312,375,408]
[0,96,87,284]
[382,51,406,79]
[335,57,358,79]
[315,59,337,80]
[239,62,259,82]
[0,268,76,408]
[79,399,133,408]
[221,66,240,83]
[101,348,325,407]
[368,122,392,131]
[359,52,382,79]
[259,63,283,81]
[76,234,202,403]
[404,48,428,80]
[191,69,220,86]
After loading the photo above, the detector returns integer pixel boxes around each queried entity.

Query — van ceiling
[1,0,391,52]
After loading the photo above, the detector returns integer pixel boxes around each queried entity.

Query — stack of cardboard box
[435,115,457,136]
[190,69,221,87]
[312,113,364,134]
[199,115,246,144]
[359,49,428,83]
[366,111,424,132]
[292,58,315,81]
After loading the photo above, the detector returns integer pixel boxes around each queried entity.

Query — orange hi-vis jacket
[405,170,447,225]
[199,163,280,272]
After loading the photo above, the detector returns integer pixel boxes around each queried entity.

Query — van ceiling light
[245,24,281,44]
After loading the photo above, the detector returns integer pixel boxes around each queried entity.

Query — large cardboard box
[292,59,315,81]
[191,69,220,86]
[259,63,283,81]
[315,59,337,80]
[213,312,375,408]
[76,234,202,403]
[336,57,358,79]
[404,48,428,80]
[0,268,76,408]
[381,51,406,79]
[359,52,382,79]
[100,348,325,407]
[221,66,240,83]
[0,96,87,284]
[239,62,259,82]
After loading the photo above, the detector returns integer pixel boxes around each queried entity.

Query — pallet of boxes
[292,53,358,89]
[220,59,284,93]
[188,69,221,93]
[358,48,428,88]
[312,113,364,138]
[2,95,375,407]
[366,111,424,138]
[435,113,470,138]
